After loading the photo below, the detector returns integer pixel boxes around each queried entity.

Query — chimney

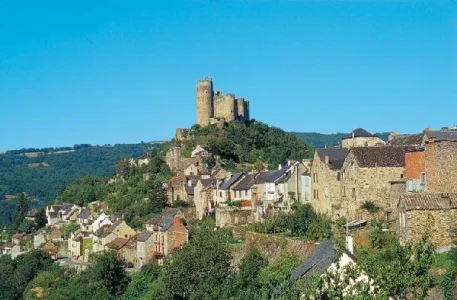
[450,125,457,132]
[325,156,329,164]
[278,164,282,170]
[441,127,449,131]
[388,132,398,142]
[346,234,354,255]
[441,193,451,210]
[352,132,355,139]
[423,127,431,132]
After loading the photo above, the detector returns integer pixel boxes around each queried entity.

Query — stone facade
[196,77,250,127]
[405,149,426,192]
[398,193,457,252]
[341,128,385,149]
[215,207,254,228]
[424,140,457,193]
[310,148,349,219]
[340,147,409,220]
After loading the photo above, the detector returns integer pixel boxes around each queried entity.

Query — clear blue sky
[1,1,456,151]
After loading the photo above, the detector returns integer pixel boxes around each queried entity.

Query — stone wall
[310,152,343,219]
[215,207,254,228]
[404,209,457,252]
[214,94,237,122]
[341,155,404,220]
[166,218,188,254]
[166,146,183,173]
[342,136,385,149]
[425,141,457,193]
[229,231,317,268]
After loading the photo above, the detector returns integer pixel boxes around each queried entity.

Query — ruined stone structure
[398,193,457,252]
[196,77,250,127]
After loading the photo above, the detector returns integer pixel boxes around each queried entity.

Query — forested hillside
[0,143,157,225]
[179,120,314,170]
[290,132,390,149]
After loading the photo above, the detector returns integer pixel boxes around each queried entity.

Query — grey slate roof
[78,209,91,219]
[425,131,457,142]
[351,146,413,168]
[389,133,424,146]
[253,171,272,184]
[200,178,218,188]
[342,128,377,140]
[291,239,336,281]
[232,173,257,191]
[399,193,457,211]
[316,148,349,170]
[185,185,194,195]
[136,231,153,242]
[266,163,291,183]
[220,173,243,190]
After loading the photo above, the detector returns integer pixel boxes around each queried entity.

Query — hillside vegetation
[178,120,314,170]
[290,132,390,149]
[0,143,156,225]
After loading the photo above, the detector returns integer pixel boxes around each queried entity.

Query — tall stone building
[196,77,250,127]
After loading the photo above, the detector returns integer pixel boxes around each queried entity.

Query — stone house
[341,128,385,149]
[90,212,112,233]
[93,220,135,253]
[310,148,349,218]
[25,209,39,221]
[165,175,202,204]
[2,242,22,258]
[105,238,136,264]
[398,193,457,252]
[77,209,94,226]
[341,146,412,220]
[183,162,200,176]
[422,130,457,193]
[12,233,25,245]
[46,204,80,225]
[214,173,244,204]
[136,231,154,268]
[194,178,218,220]
[405,147,426,193]
[33,231,46,249]
[146,213,188,264]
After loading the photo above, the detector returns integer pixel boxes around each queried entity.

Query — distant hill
[290,132,390,149]
[0,143,160,225]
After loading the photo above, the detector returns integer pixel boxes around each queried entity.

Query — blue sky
[1,1,456,151]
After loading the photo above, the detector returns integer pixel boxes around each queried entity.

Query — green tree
[14,192,29,227]
[122,264,161,300]
[162,223,232,299]
[34,207,47,230]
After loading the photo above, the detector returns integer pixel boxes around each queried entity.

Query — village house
[25,209,39,221]
[92,220,135,254]
[90,212,112,233]
[136,231,155,268]
[214,173,244,204]
[340,146,412,220]
[165,174,203,204]
[46,204,80,225]
[398,193,457,253]
[105,238,136,264]
[341,128,385,149]
[33,231,46,249]
[310,147,349,218]
[145,209,188,265]
[194,178,218,220]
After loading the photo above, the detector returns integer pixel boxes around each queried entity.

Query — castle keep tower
[196,77,250,127]
[196,77,213,127]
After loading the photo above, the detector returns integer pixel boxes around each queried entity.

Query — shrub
[362,201,379,213]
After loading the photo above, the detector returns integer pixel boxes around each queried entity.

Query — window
[337,172,341,181]
[313,173,319,183]
[351,188,356,197]
[313,189,319,200]
[420,172,426,185]
[407,180,413,192]
[219,191,222,197]
[324,186,329,197]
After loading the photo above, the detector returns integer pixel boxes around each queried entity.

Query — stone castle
[196,77,250,127]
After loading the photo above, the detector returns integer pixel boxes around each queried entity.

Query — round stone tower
[196,77,213,127]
